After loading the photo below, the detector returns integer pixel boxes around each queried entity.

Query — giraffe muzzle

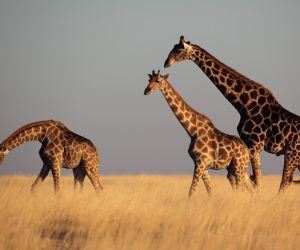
[144,87,151,95]
[164,57,174,68]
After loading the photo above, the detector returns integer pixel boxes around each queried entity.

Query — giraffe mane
[191,43,280,103]
[0,120,55,147]
[192,43,254,83]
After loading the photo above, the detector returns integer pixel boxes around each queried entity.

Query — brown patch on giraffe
[185,112,191,119]
[258,97,266,105]
[219,75,225,83]
[227,93,237,102]
[221,68,229,76]
[207,129,215,139]
[245,84,252,91]
[271,113,280,124]
[202,146,209,153]
[250,105,261,116]
[218,148,227,159]
[248,101,256,110]
[202,136,209,143]
[212,68,219,75]
[166,96,173,103]
[206,68,212,77]
[259,88,266,95]
[240,93,249,105]
[233,82,243,92]
[250,90,258,99]
[191,116,197,124]
[183,121,190,128]
[227,78,234,86]
[206,61,212,67]
[214,63,220,70]
[261,105,271,117]
[190,126,197,135]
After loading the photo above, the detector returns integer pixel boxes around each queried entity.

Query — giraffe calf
[145,70,252,197]
[188,131,252,196]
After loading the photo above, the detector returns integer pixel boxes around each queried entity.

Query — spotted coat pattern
[144,71,252,197]
[164,36,300,192]
[0,120,103,193]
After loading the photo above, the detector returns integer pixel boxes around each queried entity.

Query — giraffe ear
[163,73,170,79]
[183,40,191,49]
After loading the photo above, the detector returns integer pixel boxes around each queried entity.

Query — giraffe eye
[175,48,182,53]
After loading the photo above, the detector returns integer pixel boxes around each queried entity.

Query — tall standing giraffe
[164,36,300,192]
[144,70,251,197]
[0,120,103,193]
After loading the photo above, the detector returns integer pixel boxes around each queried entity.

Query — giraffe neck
[161,81,204,137]
[189,44,277,114]
[0,120,51,151]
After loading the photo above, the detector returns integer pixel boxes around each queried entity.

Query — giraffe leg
[249,151,262,191]
[227,173,237,191]
[202,170,212,196]
[242,169,254,193]
[231,159,244,191]
[189,158,207,198]
[31,164,50,193]
[50,161,62,193]
[228,153,252,192]
[73,164,86,192]
[227,162,237,191]
[85,164,103,193]
[279,153,298,193]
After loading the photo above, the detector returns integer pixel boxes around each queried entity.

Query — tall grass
[0,175,299,250]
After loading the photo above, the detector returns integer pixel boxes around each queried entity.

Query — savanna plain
[0,174,300,250]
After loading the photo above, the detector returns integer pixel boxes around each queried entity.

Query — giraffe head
[0,146,9,165]
[164,36,193,68]
[144,70,170,95]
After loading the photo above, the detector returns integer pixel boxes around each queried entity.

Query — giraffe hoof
[293,179,300,184]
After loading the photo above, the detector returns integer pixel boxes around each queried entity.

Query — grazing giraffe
[144,70,252,197]
[0,120,103,193]
[164,36,300,192]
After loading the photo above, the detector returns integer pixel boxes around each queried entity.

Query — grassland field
[0,174,300,250]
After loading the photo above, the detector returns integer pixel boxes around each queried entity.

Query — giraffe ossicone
[145,70,252,197]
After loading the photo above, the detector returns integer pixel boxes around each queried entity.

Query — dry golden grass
[0,174,300,250]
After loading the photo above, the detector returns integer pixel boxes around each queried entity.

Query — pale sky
[0,1,299,176]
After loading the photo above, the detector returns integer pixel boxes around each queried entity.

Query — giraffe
[164,36,300,192]
[0,120,103,193]
[144,70,252,197]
